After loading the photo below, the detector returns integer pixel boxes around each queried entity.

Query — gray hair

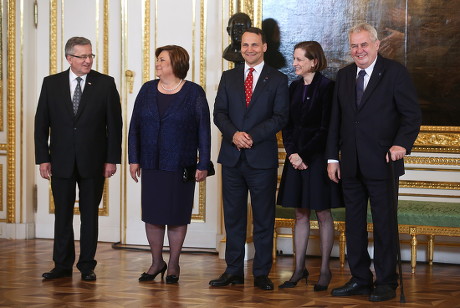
[348,23,379,42]
[65,37,92,56]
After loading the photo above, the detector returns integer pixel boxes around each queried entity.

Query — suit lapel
[234,65,246,109]
[247,65,270,111]
[359,55,384,109]
[75,70,96,118]
[60,69,74,117]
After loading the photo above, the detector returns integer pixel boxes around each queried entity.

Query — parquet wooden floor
[1,239,459,307]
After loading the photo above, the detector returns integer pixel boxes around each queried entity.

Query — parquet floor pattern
[1,239,459,307]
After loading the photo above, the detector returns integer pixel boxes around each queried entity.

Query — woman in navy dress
[277,41,341,290]
[128,45,211,284]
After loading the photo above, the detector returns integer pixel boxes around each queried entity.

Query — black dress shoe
[331,280,372,296]
[81,270,96,281]
[42,268,73,279]
[369,285,396,302]
[254,276,274,290]
[209,273,244,286]
[166,275,179,284]
[279,269,309,288]
[139,263,167,282]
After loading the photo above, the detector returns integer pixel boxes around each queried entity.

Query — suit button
[74,127,77,130]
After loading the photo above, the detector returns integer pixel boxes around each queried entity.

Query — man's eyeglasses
[69,54,96,60]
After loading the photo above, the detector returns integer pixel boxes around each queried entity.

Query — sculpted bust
[223,12,252,64]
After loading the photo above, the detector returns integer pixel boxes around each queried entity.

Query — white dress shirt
[244,61,265,91]
[69,70,87,98]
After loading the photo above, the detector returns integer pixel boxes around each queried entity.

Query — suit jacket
[34,69,122,178]
[214,64,289,169]
[128,80,211,172]
[326,55,422,179]
[282,72,334,165]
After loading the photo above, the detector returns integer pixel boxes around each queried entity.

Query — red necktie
[245,68,255,107]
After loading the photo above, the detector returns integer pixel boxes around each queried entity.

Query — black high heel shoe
[166,275,179,284]
[139,263,167,281]
[278,269,309,288]
[313,270,331,291]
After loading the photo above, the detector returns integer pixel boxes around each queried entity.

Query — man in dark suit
[326,23,421,301]
[210,27,289,290]
[35,37,122,281]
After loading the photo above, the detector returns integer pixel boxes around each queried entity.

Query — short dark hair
[242,27,266,44]
[65,37,92,57]
[293,41,327,72]
[155,45,190,79]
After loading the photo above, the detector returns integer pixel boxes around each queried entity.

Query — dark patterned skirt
[141,169,196,225]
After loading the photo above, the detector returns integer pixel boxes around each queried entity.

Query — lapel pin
[88,82,92,85]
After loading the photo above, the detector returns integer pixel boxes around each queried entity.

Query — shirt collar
[69,69,87,82]
[245,61,264,74]
[356,56,377,77]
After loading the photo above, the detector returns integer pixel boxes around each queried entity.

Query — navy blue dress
[141,92,196,225]
[277,73,342,210]
[129,83,211,225]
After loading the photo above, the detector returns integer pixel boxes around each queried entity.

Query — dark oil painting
[262,0,460,126]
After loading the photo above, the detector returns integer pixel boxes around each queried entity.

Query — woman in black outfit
[277,41,341,291]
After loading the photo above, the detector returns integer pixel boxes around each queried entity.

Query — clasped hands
[233,131,253,150]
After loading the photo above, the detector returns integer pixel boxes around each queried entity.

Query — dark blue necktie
[356,69,366,106]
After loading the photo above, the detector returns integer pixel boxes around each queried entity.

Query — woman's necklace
[160,79,183,92]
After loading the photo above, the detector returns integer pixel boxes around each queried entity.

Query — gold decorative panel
[7,0,16,223]
[191,0,207,222]
[413,126,460,154]
[0,164,3,212]
[49,0,57,75]
[142,0,150,83]
[0,0,3,131]
[238,0,262,28]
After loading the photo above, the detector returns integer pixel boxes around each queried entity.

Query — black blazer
[214,64,289,169]
[282,72,334,165]
[326,55,422,179]
[35,69,122,178]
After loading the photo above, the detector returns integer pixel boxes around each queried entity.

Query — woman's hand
[195,169,208,182]
[130,164,141,183]
[289,153,307,170]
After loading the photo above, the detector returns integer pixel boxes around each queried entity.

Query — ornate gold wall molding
[400,180,460,190]
[413,126,460,153]
[0,0,4,131]
[49,0,57,74]
[404,156,460,166]
[0,164,3,212]
[191,0,207,222]
[142,0,150,83]
[238,0,262,27]
[103,0,109,74]
[7,0,16,223]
